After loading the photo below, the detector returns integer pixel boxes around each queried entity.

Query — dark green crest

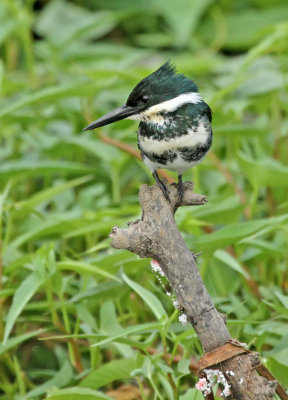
[126,62,198,109]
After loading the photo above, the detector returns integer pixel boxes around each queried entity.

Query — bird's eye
[140,95,150,104]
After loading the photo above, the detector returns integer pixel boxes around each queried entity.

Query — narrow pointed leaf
[122,272,168,321]
[4,272,46,343]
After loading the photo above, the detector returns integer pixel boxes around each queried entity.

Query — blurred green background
[1,0,288,399]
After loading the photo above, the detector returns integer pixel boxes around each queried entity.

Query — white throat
[128,92,202,122]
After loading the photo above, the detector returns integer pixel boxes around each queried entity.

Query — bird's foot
[153,171,171,202]
[177,182,185,204]
[157,181,171,202]
[171,174,185,204]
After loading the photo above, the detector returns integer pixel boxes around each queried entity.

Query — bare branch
[110,182,279,399]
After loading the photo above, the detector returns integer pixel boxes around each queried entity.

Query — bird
[83,62,212,202]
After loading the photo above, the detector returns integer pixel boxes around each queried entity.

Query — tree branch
[110,182,280,399]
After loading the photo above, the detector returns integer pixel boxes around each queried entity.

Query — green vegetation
[1,0,288,399]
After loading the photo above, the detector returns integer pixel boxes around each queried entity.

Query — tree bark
[110,182,278,399]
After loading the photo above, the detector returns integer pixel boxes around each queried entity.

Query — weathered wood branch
[110,182,279,399]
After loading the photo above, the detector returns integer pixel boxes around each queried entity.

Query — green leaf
[61,137,120,163]
[236,68,284,96]
[57,260,121,281]
[214,122,266,137]
[177,358,191,375]
[46,387,113,400]
[63,220,123,238]
[91,321,161,348]
[122,273,168,321]
[92,336,152,351]
[0,329,46,356]
[180,388,203,400]
[239,239,284,255]
[0,81,105,118]
[267,354,288,387]
[275,292,288,308]
[192,195,243,224]
[100,300,122,332]
[69,280,124,304]
[7,220,78,250]
[156,0,214,47]
[213,249,249,278]
[80,357,145,389]
[0,160,93,178]
[35,0,117,45]
[195,219,268,251]
[4,271,46,343]
[200,6,288,50]
[12,175,93,212]
[0,288,14,299]
[23,361,74,399]
[270,348,288,367]
[261,300,288,318]
[238,152,288,188]
[195,215,288,252]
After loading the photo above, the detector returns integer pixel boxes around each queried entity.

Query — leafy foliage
[1,0,288,399]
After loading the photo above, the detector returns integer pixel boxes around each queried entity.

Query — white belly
[139,121,211,174]
[142,152,205,174]
[139,123,209,153]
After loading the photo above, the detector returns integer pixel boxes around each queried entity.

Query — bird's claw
[153,171,171,202]
[171,176,184,204]
[158,182,171,202]
[177,183,185,204]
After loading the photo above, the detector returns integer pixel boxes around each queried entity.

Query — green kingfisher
[83,62,212,202]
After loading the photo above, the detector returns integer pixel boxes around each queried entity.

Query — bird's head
[83,62,200,130]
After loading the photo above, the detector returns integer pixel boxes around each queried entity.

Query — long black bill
[83,105,142,131]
